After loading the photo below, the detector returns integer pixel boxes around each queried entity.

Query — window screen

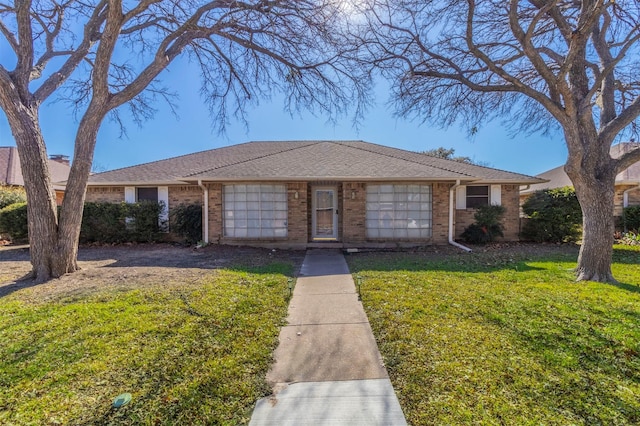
[224,184,287,238]
[466,185,489,208]
[366,185,432,239]
[137,187,158,202]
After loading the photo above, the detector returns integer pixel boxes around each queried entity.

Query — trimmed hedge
[170,203,202,244]
[0,202,28,241]
[520,187,582,243]
[80,201,164,243]
[623,206,640,232]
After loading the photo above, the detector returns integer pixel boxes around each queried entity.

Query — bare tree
[0,0,369,282]
[355,0,640,282]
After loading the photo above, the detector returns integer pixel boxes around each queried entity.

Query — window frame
[465,185,490,209]
[365,184,432,239]
[223,184,288,239]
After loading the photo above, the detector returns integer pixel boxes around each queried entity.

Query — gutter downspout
[622,183,640,232]
[198,179,209,244]
[449,180,473,252]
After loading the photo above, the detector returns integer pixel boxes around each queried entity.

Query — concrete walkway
[249,250,407,425]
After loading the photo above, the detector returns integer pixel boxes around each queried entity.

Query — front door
[312,187,338,240]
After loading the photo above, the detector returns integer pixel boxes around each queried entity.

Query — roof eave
[86,180,194,186]
[180,176,479,182]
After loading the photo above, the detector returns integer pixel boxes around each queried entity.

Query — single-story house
[0,146,72,205]
[520,142,640,217]
[85,140,544,248]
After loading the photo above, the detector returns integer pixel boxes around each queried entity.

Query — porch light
[351,190,356,199]
[294,191,299,199]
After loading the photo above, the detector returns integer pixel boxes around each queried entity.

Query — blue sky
[0,67,569,177]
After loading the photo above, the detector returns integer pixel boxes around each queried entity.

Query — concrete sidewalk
[249,250,407,425]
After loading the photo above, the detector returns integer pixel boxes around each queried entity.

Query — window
[366,184,432,239]
[124,186,169,231]
[137,187,158,202]
[466,185,489,208]
[224,184,287,238]
[456,185,502,209]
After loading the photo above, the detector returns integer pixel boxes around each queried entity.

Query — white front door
[312,187,338,240]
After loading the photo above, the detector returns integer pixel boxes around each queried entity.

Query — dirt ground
[0,243,307,301]
[0,242,579,302]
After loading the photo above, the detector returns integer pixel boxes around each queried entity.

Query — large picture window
[366,184,432,239]
[224,184,287,238]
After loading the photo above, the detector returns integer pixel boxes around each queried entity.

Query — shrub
[170,203,202,244]
[80,201,164,243]
[461,204,505,244]
[0,185,27,210]
[623,205,640,232]
[520,187,582,243]
[617,232,640,245]
[0,202,28,241]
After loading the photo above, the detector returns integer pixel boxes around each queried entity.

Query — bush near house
[0,201,203,245]
[80,201,164,243]
[461,204,505,244]
[0,185,27,210]
[170,203,203,244]
[0,202,28,241]
[521,186,582,243]
[623,205,640,232]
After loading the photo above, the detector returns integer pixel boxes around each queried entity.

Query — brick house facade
[86,141,543,248]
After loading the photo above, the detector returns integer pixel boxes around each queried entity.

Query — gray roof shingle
[88,140,543,185]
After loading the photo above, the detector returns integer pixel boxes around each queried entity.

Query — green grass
[348,245,640,425]
[0,264,293,425]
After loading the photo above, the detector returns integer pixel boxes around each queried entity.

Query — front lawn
[348,245,640,425]
[0,264,293,425]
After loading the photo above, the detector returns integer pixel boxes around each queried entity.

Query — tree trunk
[566,155,617,283]
[7,105,75,282]
[2,98,103,282]
[574,185,616,282]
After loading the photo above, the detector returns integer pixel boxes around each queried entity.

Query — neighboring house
[520,142,640,217]
[85,140,544,248]
[0,147,72,205]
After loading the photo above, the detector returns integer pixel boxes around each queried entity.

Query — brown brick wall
[206,183,223,243]
[86,185,204,207]
[287,182,308,244]
[85,186,125,203]
[455,209,475,238]
[501,185,520,240]
[455,184,521,241]
[432,183,450,243]
[169,185,203,207]
[343,182,366,242]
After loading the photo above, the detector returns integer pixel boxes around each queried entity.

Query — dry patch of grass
[348,244,640,425]
[0,261,295,425]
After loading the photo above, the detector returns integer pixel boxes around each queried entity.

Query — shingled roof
[1,146,71,188]
[88,140,543,185]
